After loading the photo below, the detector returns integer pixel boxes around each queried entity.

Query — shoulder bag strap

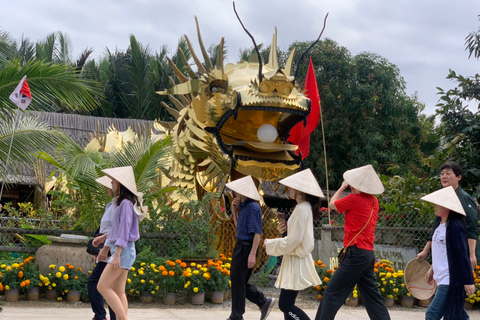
[344,199,375,248]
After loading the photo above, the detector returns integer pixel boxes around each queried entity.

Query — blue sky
[1,0,479,116]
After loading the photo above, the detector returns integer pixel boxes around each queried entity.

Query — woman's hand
[465,284,475,297]
[425,266,434,285]
[277,222,287,234]
[263,239,269,248]
[97,246,109,262]
[92,234,107,247]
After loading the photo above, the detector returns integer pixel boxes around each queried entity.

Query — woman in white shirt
[264,169,323,320]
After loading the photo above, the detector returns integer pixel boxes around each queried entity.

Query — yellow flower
[141,280,145,284]
[150,263,156,269]
[52,283,56,287]
[57,297,62,301]
[138,270,144,275]
[49,264,56,269]
[63,274,69,280]
[56,272,62,278]
[130,267,136,271]
[59,266,65,272]
[151,290,155,295]
[193,270,199,275]
[193,287,198,293]
[12,263,19,268]
[140,262,146,266]
[5,285,10,290]
[0,264,5,268]
[127,278,131,283]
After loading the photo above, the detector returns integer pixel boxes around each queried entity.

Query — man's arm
[248,233,261,269]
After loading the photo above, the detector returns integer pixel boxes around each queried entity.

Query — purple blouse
[105,199,140,248]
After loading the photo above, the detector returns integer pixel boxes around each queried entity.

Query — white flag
[9,76,32,110]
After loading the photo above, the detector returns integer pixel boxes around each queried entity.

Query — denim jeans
[426,284,469,320]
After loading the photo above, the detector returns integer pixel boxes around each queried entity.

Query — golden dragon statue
[156,6,327,261]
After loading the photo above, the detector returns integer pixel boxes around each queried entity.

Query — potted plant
[22,257,40,300]
[374,260,397,307]
[128,262,160,303]
[184,263,209,305]
[158,260,184,304]
[313,260,334,301]
[59,264,87,302]
[206,259,229,303]
[39,264,61,300]
[0,262,25,301]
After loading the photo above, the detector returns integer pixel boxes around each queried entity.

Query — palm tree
[37,132,173,230]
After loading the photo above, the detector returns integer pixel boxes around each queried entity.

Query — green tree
[290,39,435,186]
[434,15,480,199]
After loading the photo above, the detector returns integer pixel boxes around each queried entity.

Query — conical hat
[404,258,436,300]
[225,176,260,201]
[101,166,139,196]
[95,176,112,190]
[420,186,466,215]
[343,164,384,195]
[279,169,324,198]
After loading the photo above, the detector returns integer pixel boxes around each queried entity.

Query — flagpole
[0,112,20,201]
[1,76,32,201]
[318,102,331,224]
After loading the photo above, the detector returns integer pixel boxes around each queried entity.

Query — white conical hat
[404,258,436,300]
[420,186,466,216]
[133,191,148,222]
[279,169,324,198]
[225,176,260,201]
[101,166,139,196]
[343,164,384,195]
[95,176,112,189]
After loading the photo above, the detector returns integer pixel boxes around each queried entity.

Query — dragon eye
[210,86,218,93]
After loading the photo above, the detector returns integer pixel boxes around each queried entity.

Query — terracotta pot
[345,296,358,307]
[139,291,153,303]
[67,290,81,302]
[163,292,176,305]
[211,291,224,304]
[464,302,474,310]
[26,287,40,300]
[45,289,58,300]
[418,297,432,307]
[384,297,394,307]
[5,288,20,302]
[223,289,230,300]
[191,292,205,305]
[400,295,414,308]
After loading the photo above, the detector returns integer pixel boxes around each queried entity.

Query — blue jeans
[426,285,469,320]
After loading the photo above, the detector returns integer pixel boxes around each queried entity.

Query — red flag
[287,58,320,159]
[9,76,32,110]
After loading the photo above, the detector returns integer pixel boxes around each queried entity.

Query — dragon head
[157,16,321,192]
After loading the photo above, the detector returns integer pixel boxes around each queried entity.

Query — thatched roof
[2,111,161,186]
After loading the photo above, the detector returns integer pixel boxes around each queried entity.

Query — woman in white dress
[264,169,323,320]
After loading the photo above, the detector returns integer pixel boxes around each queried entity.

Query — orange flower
[25,279,31,286]
[20,281,26,287]
[169,271,175,276]
[180,263,187,268]
[162,271,168,276]
[323,277,330,283]
[18,271,23,278]
[0,283,4,291]
[175,259,182,264]
[317,294,323,300]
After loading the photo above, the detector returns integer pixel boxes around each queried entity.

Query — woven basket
[404,258,436,300]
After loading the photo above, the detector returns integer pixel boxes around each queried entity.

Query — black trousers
[88,261,116,320]
[315,246,390,320]
[229,240,267,320]
[279,289,311,320]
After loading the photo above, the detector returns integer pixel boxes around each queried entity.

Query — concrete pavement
[1,303,480,320]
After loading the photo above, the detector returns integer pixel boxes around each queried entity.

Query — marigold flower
[63,274,69,280]
[59,266,65,272]
[56,272,62,278]
[193,287,198,293]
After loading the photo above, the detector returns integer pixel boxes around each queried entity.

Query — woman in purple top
[96,166,146,320]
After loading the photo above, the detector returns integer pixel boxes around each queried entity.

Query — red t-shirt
[334,193,379,251]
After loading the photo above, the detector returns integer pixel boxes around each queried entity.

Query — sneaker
[260,297,275,320]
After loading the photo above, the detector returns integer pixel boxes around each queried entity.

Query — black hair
[441,161,463,179]
[115,184,138,207]
[305,194,321,221]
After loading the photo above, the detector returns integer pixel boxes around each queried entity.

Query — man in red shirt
[315,165,390,320]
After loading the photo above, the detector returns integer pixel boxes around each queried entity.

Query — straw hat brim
[225,176,261,201]
[404,258,436,300]
[343,164,384,195]
[101,166,139,196]
[420,186,466,216]
[279,169,324,198]
[95,176,112,190]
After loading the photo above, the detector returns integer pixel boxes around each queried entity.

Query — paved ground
[1,303,480,320]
